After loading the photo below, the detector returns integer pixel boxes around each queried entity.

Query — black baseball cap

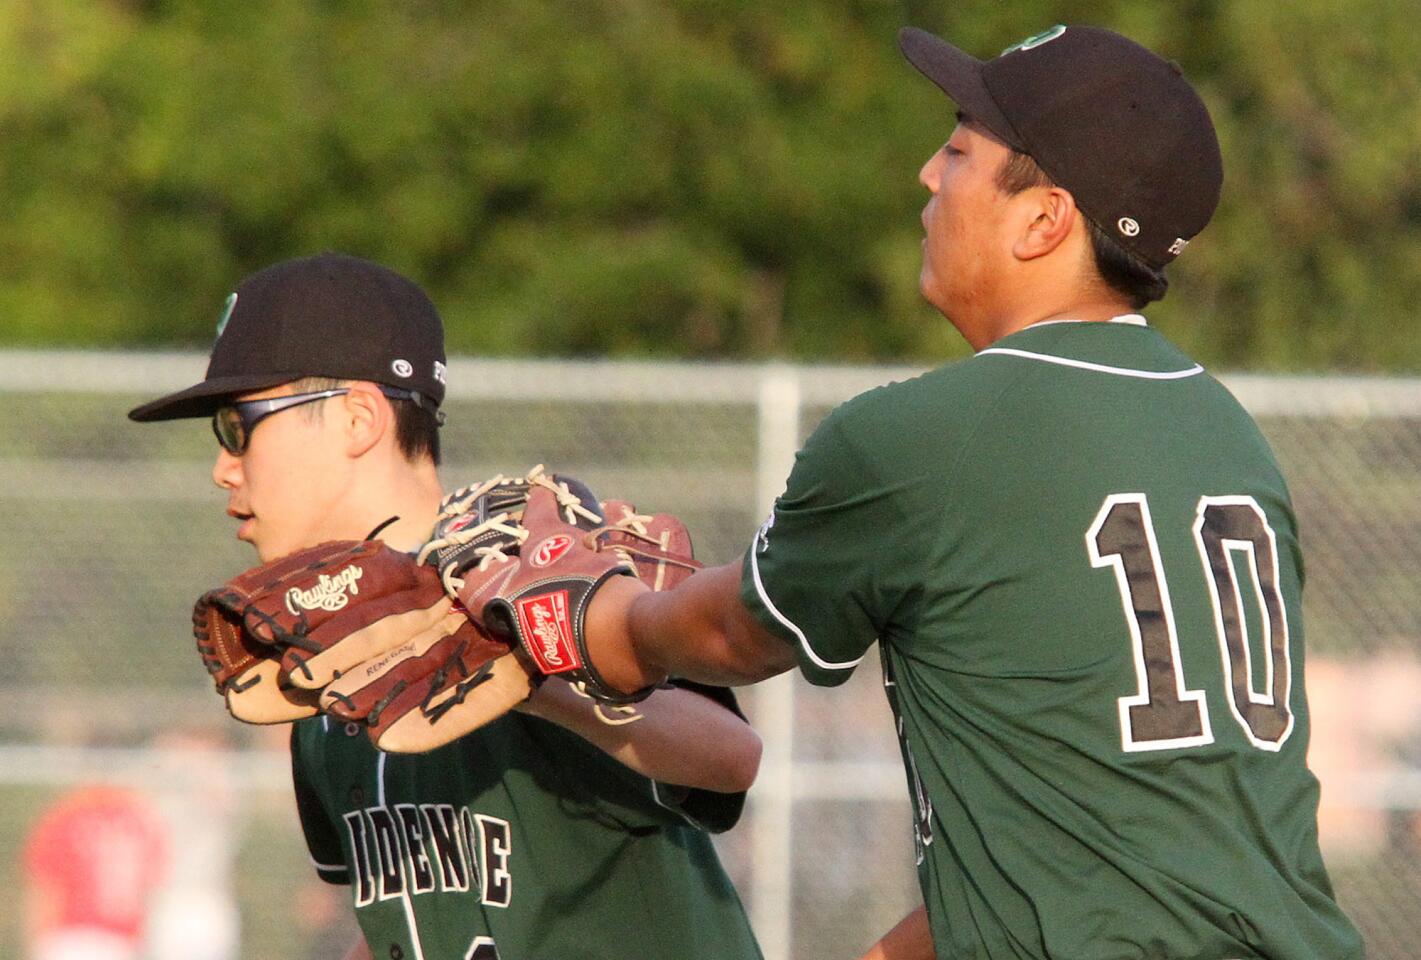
[128,252,447,422]
[898,24,1223,269]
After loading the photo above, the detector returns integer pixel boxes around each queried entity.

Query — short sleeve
[651,681,748,833]
[290,723,351,885]
[740,403,920,686]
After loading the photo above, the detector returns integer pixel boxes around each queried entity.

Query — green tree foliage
[0,0,1415,368]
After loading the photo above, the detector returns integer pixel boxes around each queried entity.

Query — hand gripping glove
[192,540,453,723]
[431,475,701,707]
[469,483,658,706]
[576,500,703,725]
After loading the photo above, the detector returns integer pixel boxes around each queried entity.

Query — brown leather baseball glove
[317,606,530,752]
[192,540,454,723]
[596,499,702,593]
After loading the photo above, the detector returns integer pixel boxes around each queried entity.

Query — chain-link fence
[1,351,1418,960]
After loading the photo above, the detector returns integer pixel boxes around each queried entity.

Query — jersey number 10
[1087,493,1295,754]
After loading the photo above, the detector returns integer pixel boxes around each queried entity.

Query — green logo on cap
[1003,24,1067,55]
[215,292,237,339]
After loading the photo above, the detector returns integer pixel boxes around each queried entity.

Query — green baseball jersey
[291,682,762,960]
[742,319,1363,959]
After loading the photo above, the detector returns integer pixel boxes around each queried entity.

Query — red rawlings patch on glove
[514,590,582,674]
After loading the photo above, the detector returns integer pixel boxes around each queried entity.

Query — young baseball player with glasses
[129,253,765,960]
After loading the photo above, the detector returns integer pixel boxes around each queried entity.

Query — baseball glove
[441,471,683,705]
[192,540,454,723]
[192,467,702,753]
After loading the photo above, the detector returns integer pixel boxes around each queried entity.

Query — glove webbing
[417,465,604,594]
[417,514,528,593]
[595,510,700,592]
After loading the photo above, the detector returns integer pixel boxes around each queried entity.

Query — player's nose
[919,150,943,192]
[212,447,242,490]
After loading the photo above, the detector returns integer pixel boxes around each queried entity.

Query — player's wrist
[588,575,670,693]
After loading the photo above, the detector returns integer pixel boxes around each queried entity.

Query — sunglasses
[212,385,440,455]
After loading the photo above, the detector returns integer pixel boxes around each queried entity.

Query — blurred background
[1,1,1419,959]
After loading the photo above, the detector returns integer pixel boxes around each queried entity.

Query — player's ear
[1011,185,1078,262]
[340,383,391,458]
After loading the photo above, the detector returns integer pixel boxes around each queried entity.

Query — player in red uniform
[22,785,168,960]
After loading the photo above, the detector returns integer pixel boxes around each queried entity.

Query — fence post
[749,364,801,960]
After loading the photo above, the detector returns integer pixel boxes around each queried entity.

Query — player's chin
[246,528,284,565]
[917,269,947,313]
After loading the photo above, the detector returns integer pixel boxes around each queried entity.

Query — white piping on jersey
[378,751,428,960]
[650,780,708,830]
[377,751,388,808]
[974,348,1204,380]
[748,538,864,672]
[1024,313,1148,329]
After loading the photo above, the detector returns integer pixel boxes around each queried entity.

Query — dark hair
[994,148,1168,309]
[294,377,442,466]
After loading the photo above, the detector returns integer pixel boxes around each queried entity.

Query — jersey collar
[1021,313,1148,330]
[975,314,1203,380]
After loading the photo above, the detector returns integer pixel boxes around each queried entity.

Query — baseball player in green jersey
[560,24,1366,960]
[290,679,760,960]
[128,253,764,960]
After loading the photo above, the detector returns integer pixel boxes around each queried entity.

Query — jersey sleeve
[740,401,923,686]
[520,681,748,834]
[650,681,748,833]
[289,722,351,886]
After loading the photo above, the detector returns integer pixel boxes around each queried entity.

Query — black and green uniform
[292,682,762,960]
[741,318,1363,959]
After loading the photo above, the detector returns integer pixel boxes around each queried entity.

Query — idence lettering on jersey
[344,803,511,910]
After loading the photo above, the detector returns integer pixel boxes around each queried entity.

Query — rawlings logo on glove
[518,591,579,672]
[285,565,364,614]
[192,540,446,724]
[530,535,575,567]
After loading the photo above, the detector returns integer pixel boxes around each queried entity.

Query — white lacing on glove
[416,480,529,593]
[417,466,605,594]
[605,503,655,536]
[527,465,605,526]
[436,472,521,521]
